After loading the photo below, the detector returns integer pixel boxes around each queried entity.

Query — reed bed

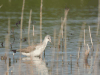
[0,0,100,75]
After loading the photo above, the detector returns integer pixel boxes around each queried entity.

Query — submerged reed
[5,18,10,75]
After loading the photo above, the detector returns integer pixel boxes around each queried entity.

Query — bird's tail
[11,50,17,53]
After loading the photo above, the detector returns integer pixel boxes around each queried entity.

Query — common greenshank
[15,35,51,57]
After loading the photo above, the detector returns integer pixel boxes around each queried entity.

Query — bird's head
[45,35,51,43]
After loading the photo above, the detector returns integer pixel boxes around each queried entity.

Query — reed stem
[96,0,100,36]
[5,18,10,75]
[64,9,69,75]
[40,0,43,43]
[19,0,25,75]
[28,9,32,46]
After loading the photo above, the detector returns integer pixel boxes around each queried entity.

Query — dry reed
[61,17,64,75]
[5,18,10,75]
[64,9,69,75]
[19,0,25,75]
[33,25,34,37]
[88,26,94,73]
[58,17,64,49]
[28,9,32,46]
[84,44,90,68]
[96,0,100,36]
[74,23,86,75]
[77,23,86,65]
[70,54,72,74]
[40,0,43,43]
[40,0,43,58]
[2,0,100,75]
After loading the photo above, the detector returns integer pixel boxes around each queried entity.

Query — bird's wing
[35,43,43,49]
[17,45,36,53]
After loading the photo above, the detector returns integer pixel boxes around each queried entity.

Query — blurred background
[0,0,99,75]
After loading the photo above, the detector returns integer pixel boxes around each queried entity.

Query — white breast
[31,45,45,56]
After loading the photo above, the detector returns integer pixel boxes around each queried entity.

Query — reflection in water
[9,57,48,75]
[22,57,48,75]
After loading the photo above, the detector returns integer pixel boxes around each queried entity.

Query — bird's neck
[43,38,48,46]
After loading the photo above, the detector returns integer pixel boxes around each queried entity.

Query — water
[0,0,99,75]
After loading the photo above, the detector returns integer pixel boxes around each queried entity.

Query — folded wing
[17,45,36,53]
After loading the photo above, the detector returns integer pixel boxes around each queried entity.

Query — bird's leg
[39,55,41,59]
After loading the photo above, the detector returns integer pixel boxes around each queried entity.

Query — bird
[12,35,51,57]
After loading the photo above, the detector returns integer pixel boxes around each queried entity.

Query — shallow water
[0,0,100,75]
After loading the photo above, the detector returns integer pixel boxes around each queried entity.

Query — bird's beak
[49,40,53,47]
